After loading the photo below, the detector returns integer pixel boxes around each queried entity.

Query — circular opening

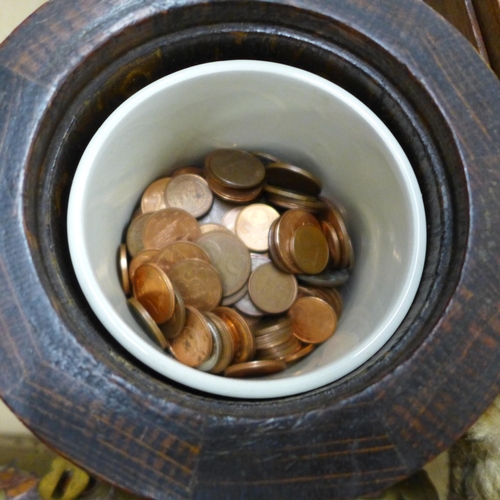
[67,60,426,399]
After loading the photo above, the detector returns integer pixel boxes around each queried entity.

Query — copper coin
[126,212,152,257]
[257,335,298,356]
[284,343,315,364]
[320,202,353,269]
[130,206,144,221]
[155,241,211,274]
[266,192,327,212]
[234,203,280,252]
[167,259,223,312]
[164,173,213,218]
[198,195,238,226]
[159,286,186,339]
[289,297,337,344]
[266,162,322,196]
[255,328,293,350]
[207,172,263,203]
[311,286,343,317]
[171,166,205,177]
[251,151,281,165]
[205,149,266,189]
[321,220,342,268]
[258,341,302,361]
[132,263,176,324]
[140,177,170,213]
[127,297,168,349]
[247,262,298,314]
[129,249,158,280]
[263,183,320,202]
[267,218,292,273]
[169,306,213,367]
[142,208,201,250]
[220,206,244,232]
[252,314,292,336]
[198,316,223,372]
[290,225,329,275]
[118,244,131,295]
[297,268,350,288]
[196,231,251,297]
[199,223,231,234]
[205,312,235,373]
[213,307,255,363]
[296,286,316,299]
[221,283,248,306]
[224,360,286,378]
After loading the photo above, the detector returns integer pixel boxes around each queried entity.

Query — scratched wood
[1,1,500,499]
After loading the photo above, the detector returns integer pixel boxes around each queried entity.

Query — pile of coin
[118,149,354,379]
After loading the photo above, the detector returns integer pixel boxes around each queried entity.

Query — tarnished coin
[255,327,293,350]
[284,343,315,364]
[129,249,158,280]
[205,148,266,189]
[234,203,280,252]
[224,360,286,378]
[290,224,329,275]
[127,297,168,349]
[321,220,341,268]
[297,268,350,288]
[221,283,248,306]
[247,262,298,314]
[196,231,251,297]
[169,306,213,367]
[205,312,235,373]
[263,183,320,202]
[267,218,292,273]
[140,177,170,213]
[159,286,186,339]
[257,337,301,360]
[164,173,213,218]
[198,195,238,226]
[172,166,205,177]
[266,162,322,196]
[118,244,130,295]
[132,263,176,324]
[266,192,327,212]
[220,206,244,232]
[320,202,353,269]
[142,208,201,250]
[306,286,343,317]
[168,259,223,312]
[199,222,231,234]
[251,151,281,165]
[198,316,223,372]
[206,172,263,203]
[289,297,337,344]
[126,212,152,257]
[155,241,211,274]
[252,314,292,336]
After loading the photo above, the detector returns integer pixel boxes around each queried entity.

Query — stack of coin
[118,148,355,379]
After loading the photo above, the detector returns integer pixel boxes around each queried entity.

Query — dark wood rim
[1,1,500,498]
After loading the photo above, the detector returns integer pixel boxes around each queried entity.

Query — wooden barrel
[0,0,500,498]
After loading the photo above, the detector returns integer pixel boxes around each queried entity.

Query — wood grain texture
[472,0,500,75]
[1,1,500,499]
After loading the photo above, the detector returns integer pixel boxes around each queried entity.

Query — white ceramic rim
[68,60,426,399]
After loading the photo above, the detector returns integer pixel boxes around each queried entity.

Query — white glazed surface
[68,60,426,399]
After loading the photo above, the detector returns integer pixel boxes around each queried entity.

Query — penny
[142,207,201,250]
[140,177,170,213]
[213,307,255,363]
[252,314,292,336]
[257,335,298,355]
[255,327,293,350]
[266,192,327,212]
[199,222,231,234]
[206,172,263,203]
[284,343,315,364]
[251,151,281,165]
[258,339,302,361]
[129,249,158,280]
[248,262,298,314]
[321,220,341,268]
[198,316,223,372]
[297,268,351,287]
[127,297,168,349]
[205,312,235,373]
[159,286,186,339]
[220,206,244,232]
[172,166,205,177]
[289,297,337,344]
[290,224,329,274]
[266,162,322,196]
[126,212,152,257]
[205,148,266,189]
[221,283,248,306]
[164,173,213,218]
[196,231,251,297]
[167,259,223,312]
[132,263,176,324]
[155,241,211,274]
[198,195,238,226]
[234,203,280,252]
[169,306,213,367]
[296,286,316,299]
[224,360,286,378]
[263,183,320,202]
[267,219,292,273]
[118,244,130,295]
[309,286,343,316]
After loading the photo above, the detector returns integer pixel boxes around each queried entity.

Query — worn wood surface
[1,1,500,499]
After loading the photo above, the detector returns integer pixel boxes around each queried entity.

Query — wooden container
[1,0,500,498]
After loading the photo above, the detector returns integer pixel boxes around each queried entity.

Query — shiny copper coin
[142,208,201,250]
[169,306,213,367]
[196,231,251,297]
[234,203,280,252]
[266,162,322,196]
[159,286,186,339]
[220,206,244,232]
[267,219,292,273]
[129,249,158,280]
[205,312,235,373]
[132,263,176,324]
[198,316,223,372]
[155,241,211,274]
[290,224,329,275]
[289,297,337,344]
[213,307,255,363]
[316,286,343,317]
[320,202,353,269]
[321,220,341,268]
[251,151,281,166]
[284,343,315,363]
[126,212,152,257]
[127,297,168,349]
[140,177,170,213]
[247,263,298,314]
[252,314,292,336]
[224,360,286,378]
[118,244,131,295]
[205,148,266,189]
[167,259,222,312]
[164,173,213,218]
[199,223,231,234]
[172,166,205,177]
